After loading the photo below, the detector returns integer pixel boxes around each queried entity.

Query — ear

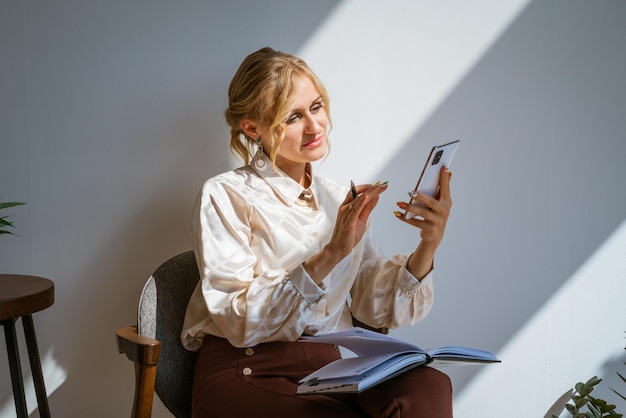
[240,119,261,141]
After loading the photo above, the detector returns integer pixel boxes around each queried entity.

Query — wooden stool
[0,274,54,418]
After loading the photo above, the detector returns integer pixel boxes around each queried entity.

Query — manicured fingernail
[381,181,389,187]
[374,181,381,187]
[393,211,403,218]
[408,190,418,198]
[397,202,407,209]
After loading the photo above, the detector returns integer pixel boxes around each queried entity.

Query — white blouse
[181,154,434,351]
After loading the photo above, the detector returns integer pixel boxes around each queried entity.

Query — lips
[303,135,324,149]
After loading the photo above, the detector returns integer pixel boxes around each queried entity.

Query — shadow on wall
[0,1,342,416]
[370,0,626,394]
[591,349,626,409]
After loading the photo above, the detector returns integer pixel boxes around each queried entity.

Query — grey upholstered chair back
[137,250,200,418]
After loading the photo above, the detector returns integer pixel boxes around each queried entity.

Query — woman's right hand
[303,181,388,283]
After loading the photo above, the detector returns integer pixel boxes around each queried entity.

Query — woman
[181,47,454,417]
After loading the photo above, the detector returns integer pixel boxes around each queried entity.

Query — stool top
[0,274,55,321]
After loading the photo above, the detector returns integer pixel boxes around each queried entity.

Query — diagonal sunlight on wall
[296,2,626,416]
[299,0,531,185]
[0,347,67,418]
[454,218,626,417]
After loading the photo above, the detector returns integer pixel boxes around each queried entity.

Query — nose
[303,113,322,135]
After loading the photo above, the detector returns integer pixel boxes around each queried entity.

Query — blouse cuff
[288,263,326,304]
[398,257,435,292]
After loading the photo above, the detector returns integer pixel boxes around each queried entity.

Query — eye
[310,100,324,114]
[285,113,300,124]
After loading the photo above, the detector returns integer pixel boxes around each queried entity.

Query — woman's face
[261,76,328,172]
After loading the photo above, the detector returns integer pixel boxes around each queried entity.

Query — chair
[116,250,199,418]
[116,250,388,418]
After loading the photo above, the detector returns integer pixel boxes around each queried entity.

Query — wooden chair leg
[116,326,161,418]
[133,363,157,418]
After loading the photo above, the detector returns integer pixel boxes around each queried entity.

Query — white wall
[1,1,624,417]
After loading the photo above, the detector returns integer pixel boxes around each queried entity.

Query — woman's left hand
[396,166,452,246]
[394,166,452,278]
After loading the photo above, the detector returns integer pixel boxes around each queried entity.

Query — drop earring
[254,137,266,169]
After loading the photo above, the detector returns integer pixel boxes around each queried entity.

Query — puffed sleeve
[181,177,326,349]
[349,226,434,330]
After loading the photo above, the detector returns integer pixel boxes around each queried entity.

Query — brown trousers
[192,334,453,418]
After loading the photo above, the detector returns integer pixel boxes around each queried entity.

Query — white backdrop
[1,1,625,417]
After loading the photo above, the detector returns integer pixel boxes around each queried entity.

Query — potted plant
[546,337,625,417]
[0,200,26,235]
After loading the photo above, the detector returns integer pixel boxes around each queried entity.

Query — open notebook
[297,327,500,394]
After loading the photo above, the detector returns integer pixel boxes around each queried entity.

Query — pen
[350,181,357,199]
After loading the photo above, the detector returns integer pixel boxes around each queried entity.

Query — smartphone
[404,140,459,219]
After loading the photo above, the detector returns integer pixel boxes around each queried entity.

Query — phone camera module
[432,150,443,165]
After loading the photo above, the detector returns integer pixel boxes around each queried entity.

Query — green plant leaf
[0,201,25,235]
[0,201,26,210]
[579,377,602,397]
[587,402,601,417]
[590,397,607,407]
[575,397,589,409]
[0,216,16,234]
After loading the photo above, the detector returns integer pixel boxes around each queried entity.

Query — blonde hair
[225,47,331,166]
